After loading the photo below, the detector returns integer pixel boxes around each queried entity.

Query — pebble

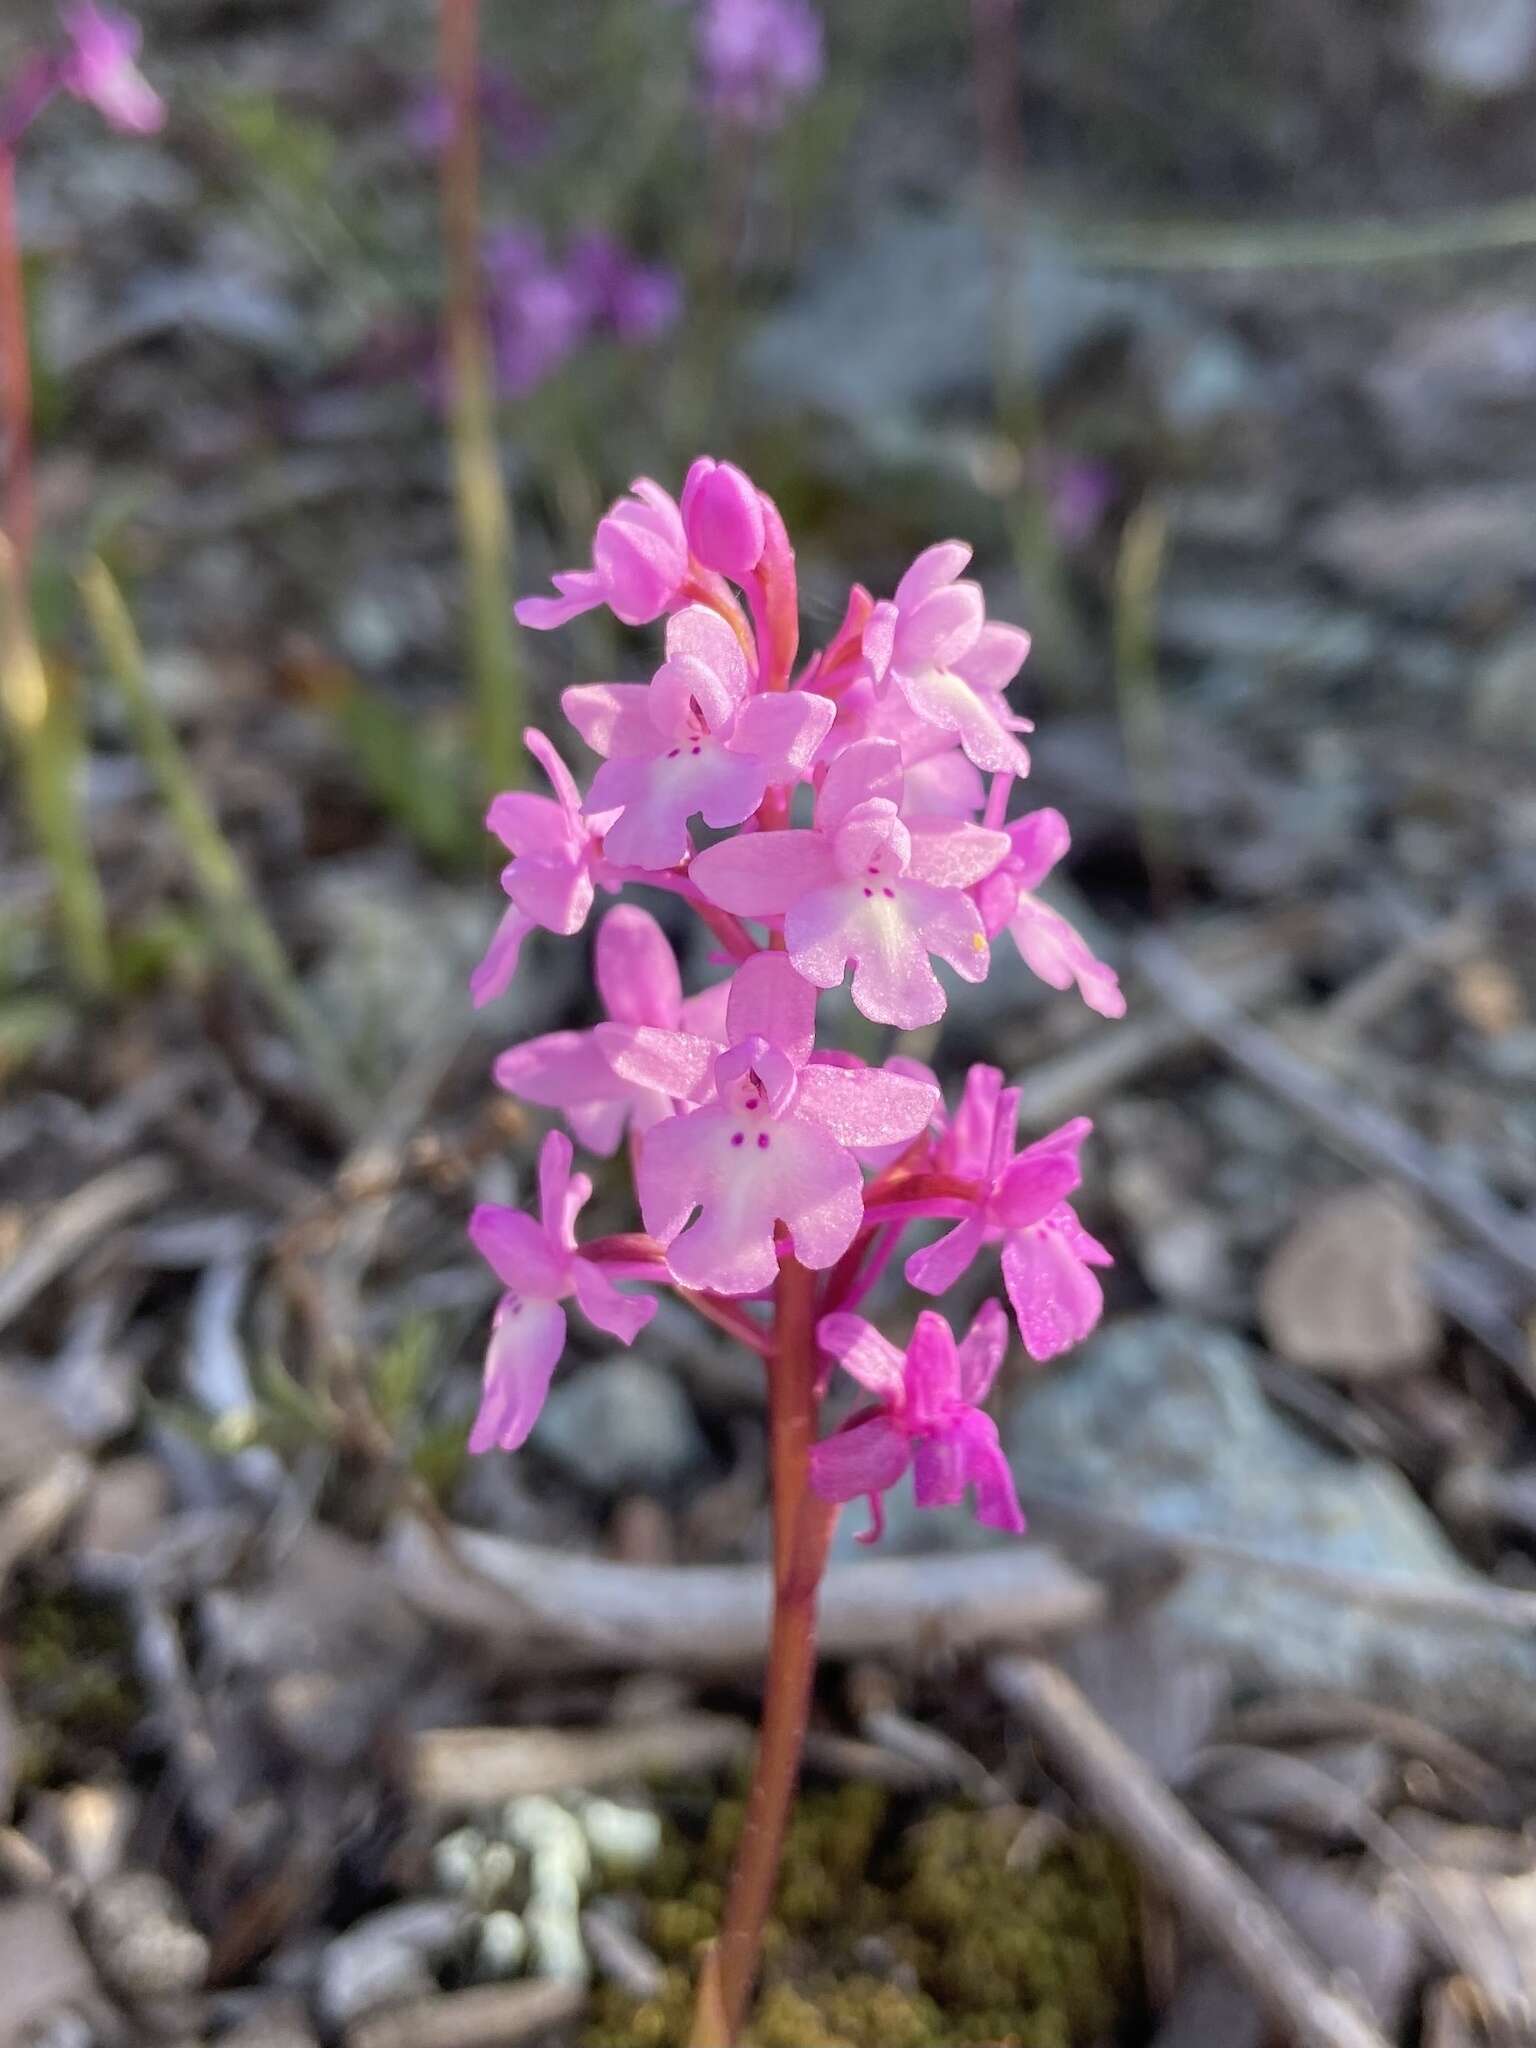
[85,1872,209,2001]
[534,1357,708,1494]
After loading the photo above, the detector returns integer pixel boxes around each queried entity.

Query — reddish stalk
[0,154,35,569]
[692,1256,836,2045]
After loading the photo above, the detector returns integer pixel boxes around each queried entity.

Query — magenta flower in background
[601,952,937,1293]
[698,0,824,130]
[566,230,681,343]
[468,1130,655,1453]
[495,904,729,1156]
[405,66,545,161]
[516,476,689,630]
[690,738,1007,1029]
[58,4,163,134]
[810,1302,1023,1542]
[974,806,1126,1018]
[563,603,834,868]
[479,227,681,401]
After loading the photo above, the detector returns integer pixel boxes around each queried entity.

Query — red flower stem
[0,152,35,570]
[694,1255,835,2045]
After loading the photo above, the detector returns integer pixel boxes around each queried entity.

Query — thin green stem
[0,541,109,993]
[78,556,369,1129]
[439,0,522,800]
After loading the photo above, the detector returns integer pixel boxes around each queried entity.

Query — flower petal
[904,819,1011,889]
[809,1414,911,1504]
[572,1258,656,1344]
[895,666,1031,775]
[468,1204,570,1299]
[689,829,837,917]
[816,738,904,836]
[470,905,533,1009]
[904,1214,987,1297]
[725,951,818,1067]
[1010,898,1125,1018]
[730,690,837,782]
[954,620,1031,694]
[638,1105,862,1294]
[1006,807,1070,890]
[903,1310,962,1427]
[955,1299,1010,1404]
[795,1063,939,1149]
[597,1023,718,1103]
[1001,1224,1105,1362]
[595,904,683,1028]
[562,683,659,759]
[468,1296,567,1453]
[949,1409,1025,1533]
[815,1313,908,1402]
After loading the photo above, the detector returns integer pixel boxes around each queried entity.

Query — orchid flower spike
[863,543,1033,776]
[472,729,611,1009]
[690,739,1008,1029]
[563,604,833,868]
[810,1302,1023,1542]
[974,806,1125,1019]
[515,478,688,630]
[468,1131,655,1453]
[600,952,937,1294]
[59,5,164,134]
[905,1066,1111,1361]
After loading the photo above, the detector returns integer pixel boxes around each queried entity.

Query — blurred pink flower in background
[59,4,164,135]
[698,0,824,129]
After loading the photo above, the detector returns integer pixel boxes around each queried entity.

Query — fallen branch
[0,1157,175,1334]
[411,1713,752,1807]
[345,1981,585,2048]
[387,1514,1104,1673]
[990,1657,1393,2048]
[1134,935,1536,1298]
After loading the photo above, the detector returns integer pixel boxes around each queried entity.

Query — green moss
[581,1786,1141,2048]
[10,1579,145,1787]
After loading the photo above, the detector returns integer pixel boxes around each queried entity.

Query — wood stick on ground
[990,1657,1393,2048]
[411,1712,752,1807]
[345,1980,585,2048]
[1133,934,1536,1297]
[0,1156,176,1334]
[388,1514,1104,1673]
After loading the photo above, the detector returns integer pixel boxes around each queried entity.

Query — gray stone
[318,1902,466,2028]
[1411,0,1536,95]
[1258,1186,1441,1378]
[1158,591,1376,681]
[535,1357,707,1495]
[0,1897,112,2047]
[1004,1314,1536,1741]
[85,1871,209,2000]
[744,205,1263,451]
[1309,486,1536,613]
[1473,628,1536,747]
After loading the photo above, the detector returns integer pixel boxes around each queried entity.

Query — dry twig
[388,1514,1103,1672]
[0,1157,175,1334]
[411,1713,752,1807]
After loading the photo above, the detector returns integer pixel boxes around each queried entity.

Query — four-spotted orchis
[470,460,1120,1531]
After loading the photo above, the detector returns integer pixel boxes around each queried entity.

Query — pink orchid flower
[809,1302,1023,1541]
[468,1130,656,1453]
[689,739,1008,1030]
[974,807,1125,1019]
[515,477,688,629]
[680,456,766,579]
[903,1066,1110,1361]
[471,728,611,1009]
[863,542,1033,776]
[495,904,728,1155]
[59,4,164,135]
[600,952,937,1294]
[563,605,834,869]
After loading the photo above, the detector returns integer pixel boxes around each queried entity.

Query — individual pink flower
[689,739,1008,1029]
[495,904,727,1155]
[680,456,766,579]
[902,1066,1110,1361]
[563,605,833,869]
[58,4,164,134]
[600,953,937,1294]
[863,543,1032,776]
[698,0,824,130]
[974,807,1125,1019]
[471,728,612,1008]
[516,478,688,630]
[468,1130,655,1453]
[810,1302,1022,1541]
